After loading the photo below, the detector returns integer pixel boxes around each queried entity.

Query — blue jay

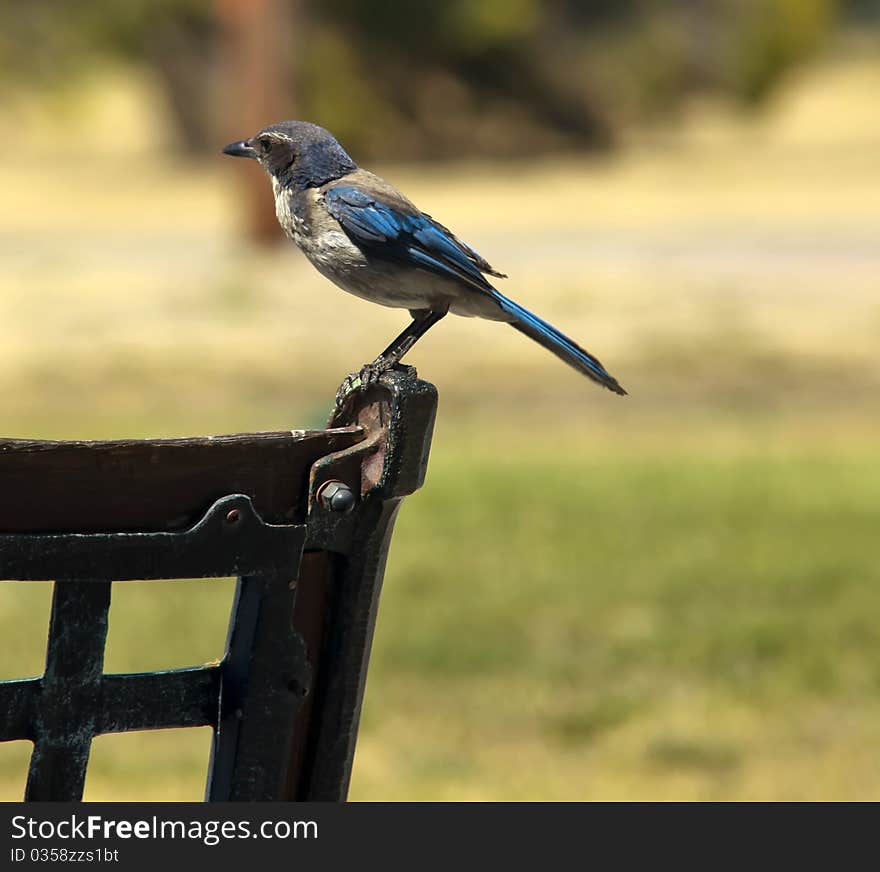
[223,121,626,401]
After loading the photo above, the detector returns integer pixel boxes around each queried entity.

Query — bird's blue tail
[492,291,627,396]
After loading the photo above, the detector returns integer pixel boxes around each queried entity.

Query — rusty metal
[295,367,438,799]
[0,366,437,802]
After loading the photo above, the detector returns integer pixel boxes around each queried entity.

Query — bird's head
[222,120,357,189]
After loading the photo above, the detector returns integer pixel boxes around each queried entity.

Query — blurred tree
[216,0,294,243]
[0,0,849,160]
[844,0,880,22]
[0,0,219,150]
[721,0,840,103]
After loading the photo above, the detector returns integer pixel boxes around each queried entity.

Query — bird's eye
[258,136,272,153]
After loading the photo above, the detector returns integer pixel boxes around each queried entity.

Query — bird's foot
[334,357,393,407]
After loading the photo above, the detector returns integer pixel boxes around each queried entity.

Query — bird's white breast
[272,177,308,244]
[270,179,455,312]
[273,181,370,278]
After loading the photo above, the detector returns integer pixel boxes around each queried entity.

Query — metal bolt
[225,508,242,525]
[317,480,356,513]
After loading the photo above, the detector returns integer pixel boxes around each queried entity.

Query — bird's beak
[222,139,257,159]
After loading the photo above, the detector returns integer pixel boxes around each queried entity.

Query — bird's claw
[334,358,392,408]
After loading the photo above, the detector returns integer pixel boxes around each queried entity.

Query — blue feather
[491,290,627,395]
[325,185,493,289]
[324,183,626,395]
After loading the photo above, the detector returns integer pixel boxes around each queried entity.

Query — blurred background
[1,0,879,800]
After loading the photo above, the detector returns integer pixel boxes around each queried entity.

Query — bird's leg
[336,309,447,406]
[369,309,447,374]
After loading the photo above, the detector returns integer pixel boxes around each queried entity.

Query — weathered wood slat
[0,427,363,533]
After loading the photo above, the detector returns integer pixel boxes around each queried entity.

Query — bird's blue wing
[324,185,625,394]
[325,185,504,291]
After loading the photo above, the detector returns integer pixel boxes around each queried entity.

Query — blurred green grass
[1,47,880,800]
[352,444,880,800]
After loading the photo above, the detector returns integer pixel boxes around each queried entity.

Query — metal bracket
[0,494,307,581]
